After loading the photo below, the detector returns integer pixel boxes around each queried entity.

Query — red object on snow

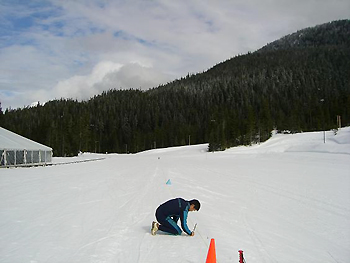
[238,250,244,263]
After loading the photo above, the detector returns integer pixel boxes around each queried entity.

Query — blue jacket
[157,198,192,235]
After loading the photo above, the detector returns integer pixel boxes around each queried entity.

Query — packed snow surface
[1,128,350,263]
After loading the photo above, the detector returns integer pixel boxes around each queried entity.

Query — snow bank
[226,127,350,155]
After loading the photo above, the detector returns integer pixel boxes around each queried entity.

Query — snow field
[0,128,349,262]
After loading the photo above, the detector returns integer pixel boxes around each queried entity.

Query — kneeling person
[151,198,200,236]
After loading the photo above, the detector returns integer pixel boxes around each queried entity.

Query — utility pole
[320,99,326,144]
[337,115,341,128]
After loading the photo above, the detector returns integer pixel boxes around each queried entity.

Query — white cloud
[51,61,171,101]
[1,0,350,110]
[97,62,172,90]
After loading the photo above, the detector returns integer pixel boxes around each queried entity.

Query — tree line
[1,20,349,155]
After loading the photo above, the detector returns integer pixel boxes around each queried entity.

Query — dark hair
[190,199,201,211]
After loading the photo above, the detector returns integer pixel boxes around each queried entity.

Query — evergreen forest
[1,20,349,156]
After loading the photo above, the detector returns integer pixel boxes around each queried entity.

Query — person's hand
[190,232,195,236]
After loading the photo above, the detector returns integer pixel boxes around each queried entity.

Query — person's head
[189,199,201,211]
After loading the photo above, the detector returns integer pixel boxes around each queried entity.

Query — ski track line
[119,160,166,262]
[69,164,154,261]
[73,234,119,255]
[135,163,175,262]
[137,232,158,263]
[327,251,341,263]
[246,179,350,219]
[241,207,278,263]
[190,161,349,218]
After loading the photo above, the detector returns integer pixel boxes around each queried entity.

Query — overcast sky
[0,0,349,110]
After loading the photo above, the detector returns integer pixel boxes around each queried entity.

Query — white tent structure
[0,127,52,167]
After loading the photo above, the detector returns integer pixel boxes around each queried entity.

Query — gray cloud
[49,61,171,102]
[97,63,172,91]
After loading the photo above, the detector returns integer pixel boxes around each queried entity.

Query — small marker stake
[238,250,244,263]
[193,223,197,232]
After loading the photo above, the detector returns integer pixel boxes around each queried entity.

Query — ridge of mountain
[257,19,350,52]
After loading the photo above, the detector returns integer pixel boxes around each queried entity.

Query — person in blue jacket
[151,198,200,236]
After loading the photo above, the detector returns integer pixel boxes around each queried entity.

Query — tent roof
[0,127,52,151]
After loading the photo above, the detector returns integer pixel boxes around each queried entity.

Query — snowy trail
[1,128,350,262]
[68,156,167,263]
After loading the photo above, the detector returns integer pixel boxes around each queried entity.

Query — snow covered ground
[1,128,349,263]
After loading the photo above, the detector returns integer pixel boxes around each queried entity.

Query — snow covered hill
[1,128,349,263]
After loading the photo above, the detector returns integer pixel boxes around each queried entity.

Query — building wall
[0,149,52,167]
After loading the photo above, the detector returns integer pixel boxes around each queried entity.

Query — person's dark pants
[156,208,182,235]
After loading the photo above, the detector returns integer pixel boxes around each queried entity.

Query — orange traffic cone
[205,238,216,263]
